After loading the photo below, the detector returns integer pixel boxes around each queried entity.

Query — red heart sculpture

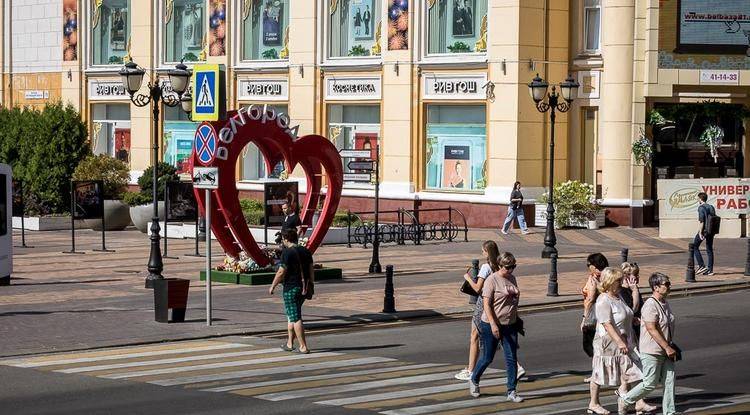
[190,108,343,267]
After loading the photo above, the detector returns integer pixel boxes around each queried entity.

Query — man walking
[694,192,716,276]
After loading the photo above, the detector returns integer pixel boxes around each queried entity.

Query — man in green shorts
[269,228,314,354]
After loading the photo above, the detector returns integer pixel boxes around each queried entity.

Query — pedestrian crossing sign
[191,64,225,121]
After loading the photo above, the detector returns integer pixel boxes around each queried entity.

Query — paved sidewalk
[1,226,747,357]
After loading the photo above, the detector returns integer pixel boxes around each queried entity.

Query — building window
[427,0,488,55]
[425,105,486,191]
[91,0,132,66]
[165,0,206,63]
[91,104,131,163]
[241,105,288,180]
[328,105,380,183]
[164,106,198,174]
[241,0,290,61]
[583,0,601,53]
[328,0,382,58]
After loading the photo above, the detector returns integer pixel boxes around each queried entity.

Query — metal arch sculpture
[189,106,344,267]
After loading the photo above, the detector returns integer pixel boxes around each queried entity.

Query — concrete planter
[130,202,166,233]
[534,204,605,229]
[86,200,131,231]
[12,216,79,231]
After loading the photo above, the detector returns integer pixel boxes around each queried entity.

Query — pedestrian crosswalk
[2,339,748,415]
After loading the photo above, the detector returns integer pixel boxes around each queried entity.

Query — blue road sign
[194,123,218,166]
[192,64,221,121]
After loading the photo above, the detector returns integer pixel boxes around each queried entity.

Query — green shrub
[135,162,179,205]
[72,154,130,199]
[239,198,263,212]
[333,211,361,227]
[538,180,600,228]
[122,191,151,207]
[240,198,264,226]
[0,103,89,215]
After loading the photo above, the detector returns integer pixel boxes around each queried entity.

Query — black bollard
[620,248,629,264]
[745,237,750,277]
[685,242,696,283]
[547,253,559,297]
[383,265,396,313]
[469,259,480,305]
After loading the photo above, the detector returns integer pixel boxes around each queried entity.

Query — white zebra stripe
[102,352,341,379]
[4,343,250,368]
[151,357,395,387]
[205,363,448,392]
[257,371,459,401]
[57,348,282,374]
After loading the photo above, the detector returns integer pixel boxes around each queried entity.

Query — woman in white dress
[588,267,649,415]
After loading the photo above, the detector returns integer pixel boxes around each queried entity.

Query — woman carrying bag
[619,273,679,415]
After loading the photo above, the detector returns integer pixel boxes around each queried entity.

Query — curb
[3,279,748,359]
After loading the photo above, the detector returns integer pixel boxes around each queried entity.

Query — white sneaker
[516,364,526,381]
[695,266,707,274]
[468,379,480,398]
[455,368,471,381]
[507,390,524,403]
[521,230,530,235]
[501,229,509,235]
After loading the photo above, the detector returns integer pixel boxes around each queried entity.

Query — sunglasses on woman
[662,281,671,288]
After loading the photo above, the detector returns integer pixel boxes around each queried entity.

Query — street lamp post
[120,61,192,288]
[528,74,579,259]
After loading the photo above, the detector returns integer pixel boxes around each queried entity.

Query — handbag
[460,279,479,297]
[651,298,681,361]
[512,316,525,336]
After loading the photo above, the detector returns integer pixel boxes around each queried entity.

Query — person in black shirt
[269,228,314,354]
[502,181,530,235]
[275,202,302,245]
[694,192,716,276]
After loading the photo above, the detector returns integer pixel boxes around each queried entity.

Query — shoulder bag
[460,265,480,297]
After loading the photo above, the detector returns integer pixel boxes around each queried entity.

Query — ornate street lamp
[120,61,192,288]
[528,73,579,290]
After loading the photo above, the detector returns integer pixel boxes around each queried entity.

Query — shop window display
[427,0,487,54]
[425,105,486,191]
[91,104,131,162]
[92,0,131,66]
[165,0,205,63]
[164,106,199,174]
[242,0,290,60]
[328,0,382,58]
[241,105,288,180]
[328,105,380,184]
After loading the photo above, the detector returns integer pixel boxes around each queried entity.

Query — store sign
[325,76,381,100]
[88,80,128,100]
[423,74,488,100]
[700,70,740,85]
[657,178,750,218]
[238,79,288,101]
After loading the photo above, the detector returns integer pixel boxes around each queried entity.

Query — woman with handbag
[468,252,524,404]
[455,241,501,380]
[619,273,678,415]
[269,228,314,354]
[587,268,646,415]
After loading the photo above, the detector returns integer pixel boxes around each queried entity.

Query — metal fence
[346,206,469,248]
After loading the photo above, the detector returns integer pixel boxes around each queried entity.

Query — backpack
[703,205,721,236]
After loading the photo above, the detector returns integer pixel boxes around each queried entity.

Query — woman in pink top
[468,252,524,404]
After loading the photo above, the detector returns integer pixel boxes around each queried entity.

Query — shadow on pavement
[317,344,404,352]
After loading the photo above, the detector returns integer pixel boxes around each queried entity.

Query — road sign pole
[369,144,382,274]
[205,188,212,326]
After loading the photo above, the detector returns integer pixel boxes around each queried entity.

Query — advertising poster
[167,182,198,221]
[63,0,78,61]
[388,0,409,50]
[354,132,377,161]
[452,0,474,37]
[209,0,227,56]
[114,128,131,165]
[262,0,283,46]
[164,124,197,173]
[73,180,103,220]
[351,0,374,40]
[110,8,127,50]
[679,0,750,48]
[264,182,298,226]
[12,180,23,217]
[443,145,470,190]
[657,178,750,218]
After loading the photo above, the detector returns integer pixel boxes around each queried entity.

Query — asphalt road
[1,290,749,415]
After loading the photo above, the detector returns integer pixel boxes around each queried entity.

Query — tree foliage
[72,154,130,199]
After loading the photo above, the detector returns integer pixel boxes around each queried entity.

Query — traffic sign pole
[205,188,212,326]
[369,144,382,274]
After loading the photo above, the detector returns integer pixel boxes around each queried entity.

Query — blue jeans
[502,208,528,232]
[693,233,714,271]
[471,320,519,393]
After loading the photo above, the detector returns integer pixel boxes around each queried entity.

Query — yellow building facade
[2,0,748,228]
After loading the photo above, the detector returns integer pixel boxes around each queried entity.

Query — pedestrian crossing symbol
[191,64,225,121]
